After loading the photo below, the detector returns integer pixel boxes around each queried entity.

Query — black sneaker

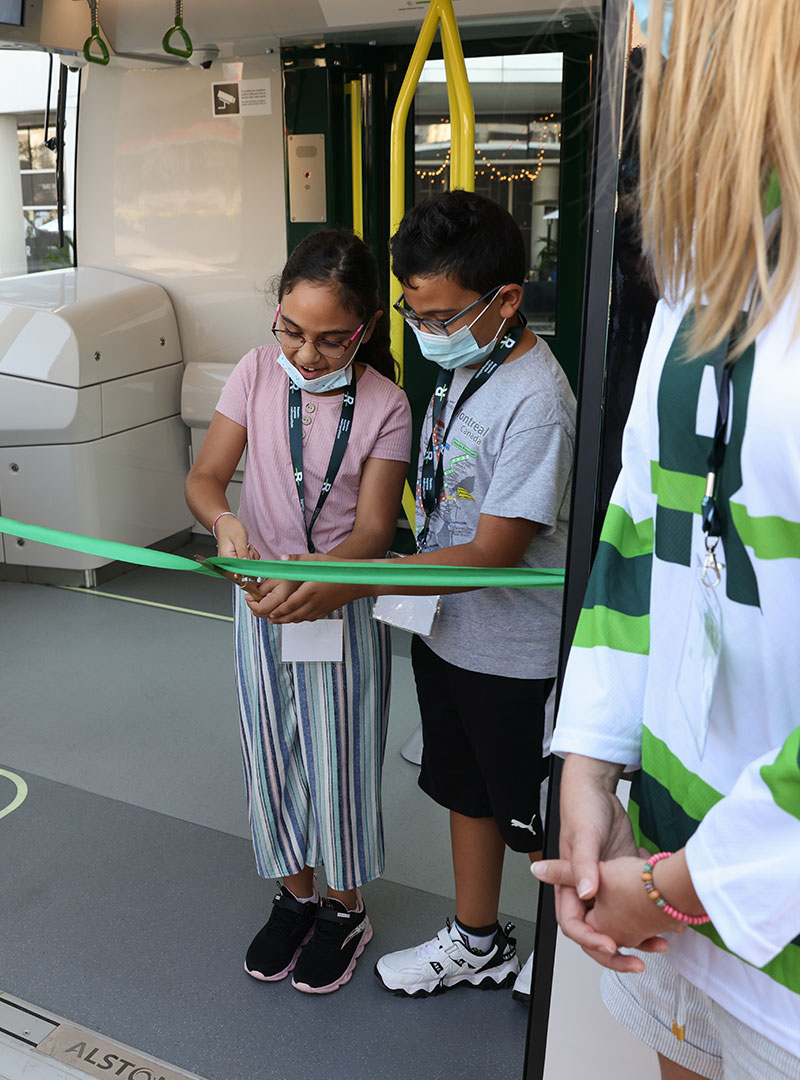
[292,897,373,994]
[244,885,318,982]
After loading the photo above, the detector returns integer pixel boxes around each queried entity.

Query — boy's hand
[262,552,372,621]
[245,578,301,619]
[285,552,348,563]
[267,580,362,622]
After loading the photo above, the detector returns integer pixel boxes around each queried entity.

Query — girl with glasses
[185,229,411,994]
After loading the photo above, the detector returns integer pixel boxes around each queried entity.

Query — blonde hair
[639,0,800,357]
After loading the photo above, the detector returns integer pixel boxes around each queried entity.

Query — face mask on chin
[274,349,354,393]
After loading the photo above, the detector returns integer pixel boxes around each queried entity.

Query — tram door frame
[525,1,633,1077]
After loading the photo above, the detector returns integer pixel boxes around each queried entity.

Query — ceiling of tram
[105,0,597,46]
[35,0,598,58]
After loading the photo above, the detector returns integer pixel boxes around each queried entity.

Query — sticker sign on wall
[211,79,271,118]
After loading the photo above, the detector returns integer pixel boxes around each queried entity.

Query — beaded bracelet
[211,511,236,540]
[641,852,711,926]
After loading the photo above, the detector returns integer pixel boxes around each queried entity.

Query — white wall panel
[0,417,191,570]
[76,56,287,370]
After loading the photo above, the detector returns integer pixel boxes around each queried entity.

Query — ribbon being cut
[0,516,565,591]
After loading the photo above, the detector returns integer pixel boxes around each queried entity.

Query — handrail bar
[388,0,475,384]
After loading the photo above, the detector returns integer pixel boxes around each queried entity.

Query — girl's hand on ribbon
[214,514,251,560]
[213,520,264,598]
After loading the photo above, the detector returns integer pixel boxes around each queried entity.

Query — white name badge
[281,620,344,663]
[676,560,722,758]
[372,594,440,637]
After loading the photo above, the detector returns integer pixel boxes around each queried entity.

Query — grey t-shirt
[417,336,575,678]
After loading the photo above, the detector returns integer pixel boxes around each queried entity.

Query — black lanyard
[416,322,525,551]
[288,369,356,554]
[699,322,743,585]
[700,322,742,541]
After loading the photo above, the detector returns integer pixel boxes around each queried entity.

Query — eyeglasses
[272,306,366,360]
[393,285,507,337]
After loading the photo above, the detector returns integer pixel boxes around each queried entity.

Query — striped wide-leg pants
[233,590,391,891]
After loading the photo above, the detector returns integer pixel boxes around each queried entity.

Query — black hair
[390,190,526,294]
[277,229,395,382]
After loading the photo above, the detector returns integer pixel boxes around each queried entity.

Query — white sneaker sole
[375,956,520,997]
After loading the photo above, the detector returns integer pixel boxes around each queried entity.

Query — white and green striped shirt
[554,294,800,1055]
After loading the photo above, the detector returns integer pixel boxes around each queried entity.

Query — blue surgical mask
[274,350,354,393]
[410,298,508,371]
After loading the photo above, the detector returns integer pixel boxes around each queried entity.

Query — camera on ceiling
[187,45,219,70]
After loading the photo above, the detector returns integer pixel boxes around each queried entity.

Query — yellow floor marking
[53,585,233,623]
[0,769,29,820]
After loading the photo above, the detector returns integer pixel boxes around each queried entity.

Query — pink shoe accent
[244,926,315,982]
[292,919,373,995]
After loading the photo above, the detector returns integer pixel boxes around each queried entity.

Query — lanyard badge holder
[676,338,736,756]
[280,370,356,663]
[374,323,525,638]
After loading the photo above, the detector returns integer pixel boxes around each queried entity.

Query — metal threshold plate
[0,993,207,1080]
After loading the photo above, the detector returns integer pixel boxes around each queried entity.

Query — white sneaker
[512,949,533,1003]
[375,920,520,997]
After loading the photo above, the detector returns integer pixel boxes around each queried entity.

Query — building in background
[0,50,77,276]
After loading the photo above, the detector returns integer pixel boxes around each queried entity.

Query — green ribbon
[0,516,565,589]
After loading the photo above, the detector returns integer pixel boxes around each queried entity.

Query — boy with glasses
[266,191,576,1000]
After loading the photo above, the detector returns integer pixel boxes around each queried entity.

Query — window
[0,53,77,277]
[414,53,563,335]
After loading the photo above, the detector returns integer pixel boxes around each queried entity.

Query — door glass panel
[0,53,77,277]
[415,53,563,335]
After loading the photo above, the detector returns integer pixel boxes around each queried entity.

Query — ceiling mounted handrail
[162,0,194,58]
[83,0,110,65]
[389,0,475,386]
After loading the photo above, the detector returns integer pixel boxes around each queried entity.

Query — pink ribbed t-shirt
[215,344,412,559]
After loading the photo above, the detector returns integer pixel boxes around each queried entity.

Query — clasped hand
[532,757,679,974]
[245,553,358,622]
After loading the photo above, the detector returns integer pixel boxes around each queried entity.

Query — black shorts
[411,636,554,853]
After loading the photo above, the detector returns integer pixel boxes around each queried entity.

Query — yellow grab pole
[388,0,475,532]
[439,1,475,191]
[389,0,442,383]
[442,49,461,182]
[346,80,364,238]
[389,0,476,380]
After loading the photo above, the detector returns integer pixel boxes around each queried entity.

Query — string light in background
[415,113,561,185]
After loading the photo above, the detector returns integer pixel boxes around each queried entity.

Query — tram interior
[0,2,659,1079]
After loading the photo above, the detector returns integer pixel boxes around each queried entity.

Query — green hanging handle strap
[0,515,565,590]
[162,0,193,58]
[83,0,110,66]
